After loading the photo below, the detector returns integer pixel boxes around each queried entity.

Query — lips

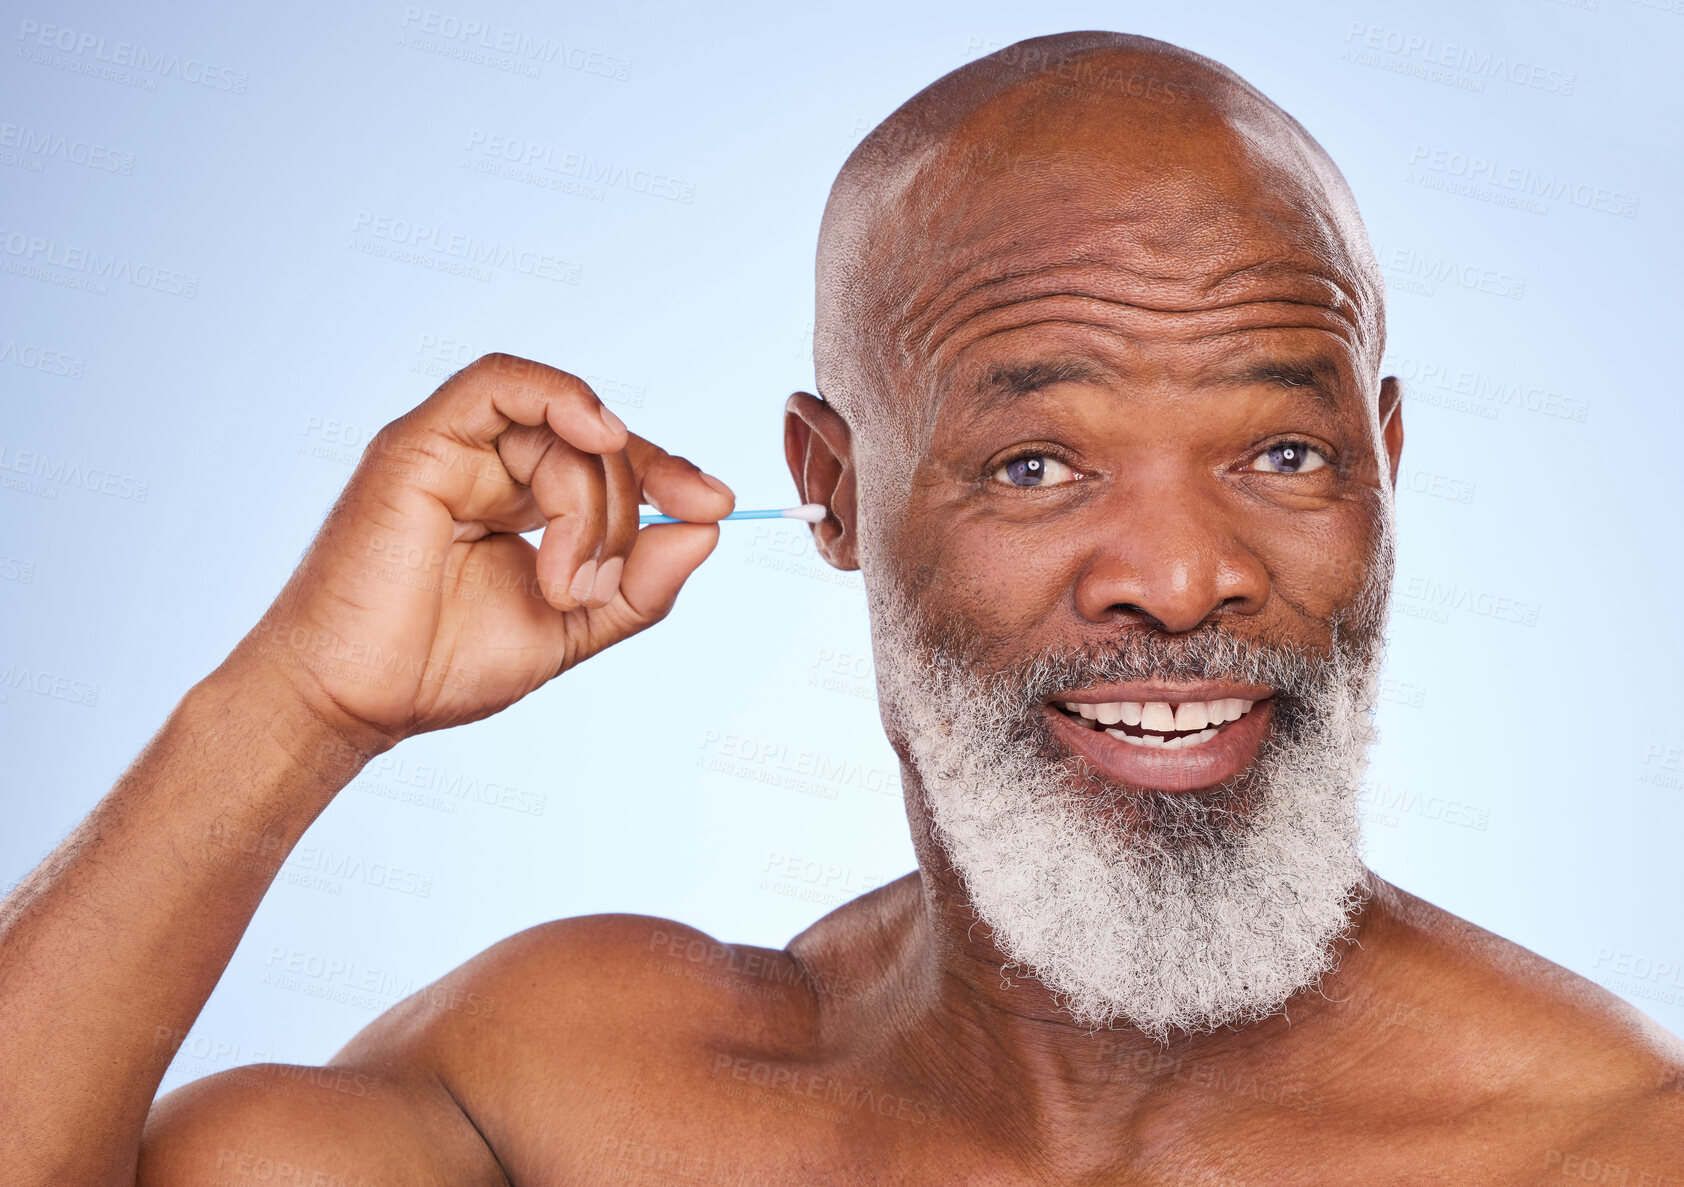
[1046,685,1276,793]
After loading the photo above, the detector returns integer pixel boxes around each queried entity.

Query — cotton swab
[638,502,826,526]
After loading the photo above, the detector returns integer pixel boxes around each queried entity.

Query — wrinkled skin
[10,32,1680,1187]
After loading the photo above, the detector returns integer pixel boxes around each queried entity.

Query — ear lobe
[784,392,859,571]
[1378,376,1405,489]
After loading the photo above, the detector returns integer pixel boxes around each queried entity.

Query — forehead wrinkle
[901,258,1365,379]
[928,315,1367,433]
[902,235,1360,351]
[920,295,1364,397]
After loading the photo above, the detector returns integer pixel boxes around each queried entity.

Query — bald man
[3,31,1680,1187]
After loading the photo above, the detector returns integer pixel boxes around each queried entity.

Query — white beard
[870,582,1385,1043]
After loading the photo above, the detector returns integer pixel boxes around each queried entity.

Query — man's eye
[993,454,1078,488]
[1248,441,1328,474]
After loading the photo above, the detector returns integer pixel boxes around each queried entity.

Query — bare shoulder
[1372,878,1684,1058]
[386,910,824,1058]
[1362,878,1684,1158]
[409,877,928,1070]
[141,913,822,1184]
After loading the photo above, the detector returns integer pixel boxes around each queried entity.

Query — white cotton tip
[783,503,827,523]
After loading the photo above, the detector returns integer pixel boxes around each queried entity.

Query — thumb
[593,521,721,642]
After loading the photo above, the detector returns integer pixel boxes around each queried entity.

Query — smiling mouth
[1054,697,1258,751]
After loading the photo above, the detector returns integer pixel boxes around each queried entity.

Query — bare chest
[488,1056,1559,1187]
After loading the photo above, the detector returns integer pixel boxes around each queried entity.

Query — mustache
[951,623,1350,709]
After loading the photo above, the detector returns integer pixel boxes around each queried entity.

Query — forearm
[0,663,378,1187]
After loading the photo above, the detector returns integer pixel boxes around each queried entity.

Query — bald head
[814,32,1384,443]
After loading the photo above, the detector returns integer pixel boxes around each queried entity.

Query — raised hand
[228,353,734,753]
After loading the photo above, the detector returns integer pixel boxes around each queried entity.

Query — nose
[1070,479,1270,633]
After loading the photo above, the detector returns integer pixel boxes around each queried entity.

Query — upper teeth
[1063,698,1254,729]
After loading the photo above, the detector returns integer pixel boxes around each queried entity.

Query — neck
[890,786,1396,1141]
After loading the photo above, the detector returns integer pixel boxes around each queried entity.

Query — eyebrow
[956,352,1350,419]
[965,358,1118,418]
[1209,356,1346,405]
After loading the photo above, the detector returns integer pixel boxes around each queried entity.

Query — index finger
[625,434,735,524]
[414,353,629,457]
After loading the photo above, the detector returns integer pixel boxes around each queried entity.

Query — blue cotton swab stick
[639,502,826,526]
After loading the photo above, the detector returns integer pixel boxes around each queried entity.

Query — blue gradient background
[1,0,1679,1095]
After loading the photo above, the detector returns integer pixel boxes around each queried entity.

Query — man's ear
[1378,375,1405,489]
[784,391,858,571]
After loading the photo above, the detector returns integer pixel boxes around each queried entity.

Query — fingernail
[568,558,598,602]
[599,406,626,436]
[590,556,624,603]
[699,472,733,499]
